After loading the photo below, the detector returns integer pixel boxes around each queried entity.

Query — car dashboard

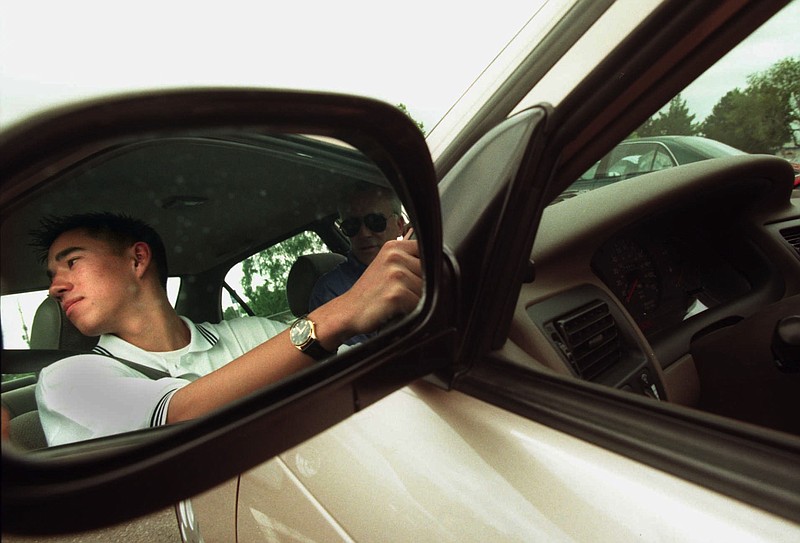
[514,154,800,433]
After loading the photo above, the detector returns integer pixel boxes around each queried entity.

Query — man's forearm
[166,302,352,423]
[166,239,420,424]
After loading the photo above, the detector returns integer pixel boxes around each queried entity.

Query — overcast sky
[1,1,797,130]
[0,0,538,131]
[681,0,800,121]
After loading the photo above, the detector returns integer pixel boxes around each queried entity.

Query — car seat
[2,297,98,450]
[286,253,347,317]
[29,295,99,351]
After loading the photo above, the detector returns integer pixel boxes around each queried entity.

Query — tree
[701,57,799,152]
[397,103,426,135]
[224,231,326,322]
[748,57,800,146]
[635,94,698,137]
[700,88,756,150]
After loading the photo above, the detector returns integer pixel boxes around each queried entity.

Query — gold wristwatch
[289,316,337,361]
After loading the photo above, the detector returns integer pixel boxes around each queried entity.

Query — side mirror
[1,89,445,534]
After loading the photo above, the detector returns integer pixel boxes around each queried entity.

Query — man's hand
[353,238,422,326]
[314,239,421,345]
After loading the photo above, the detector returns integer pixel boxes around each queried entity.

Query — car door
[430,0,800,531]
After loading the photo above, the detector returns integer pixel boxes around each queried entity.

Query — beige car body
[190,381,798,542]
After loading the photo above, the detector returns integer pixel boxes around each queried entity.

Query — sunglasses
[338,213,395,237]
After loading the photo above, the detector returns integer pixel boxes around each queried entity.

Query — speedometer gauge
[604,238,661,325]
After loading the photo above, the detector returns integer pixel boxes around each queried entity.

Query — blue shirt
[309,252,372,345]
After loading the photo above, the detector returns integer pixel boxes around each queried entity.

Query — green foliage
[222,305,244,320]
[233,231,326,321]
[701,57,799,152]
[747,56,799,147]
[397,103,426,135]
[635,94,698,137]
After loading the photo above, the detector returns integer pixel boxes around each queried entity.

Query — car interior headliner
[1,133,386,294]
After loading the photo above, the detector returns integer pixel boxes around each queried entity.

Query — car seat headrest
[29,296,98,351]
[286,253,347,317]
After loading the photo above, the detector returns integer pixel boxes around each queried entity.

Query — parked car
[3,0,800,541]
[558,135,746,200]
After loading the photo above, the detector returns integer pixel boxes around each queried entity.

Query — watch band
[301,338,337,361]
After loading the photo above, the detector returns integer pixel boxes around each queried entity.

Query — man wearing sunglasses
[309,183,406,344]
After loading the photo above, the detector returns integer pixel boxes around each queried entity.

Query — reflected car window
[0,130,414,449]
[1,279,181,350]
[222,231,326,324]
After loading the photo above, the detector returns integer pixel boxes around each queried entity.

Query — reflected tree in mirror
[224,231,326,323]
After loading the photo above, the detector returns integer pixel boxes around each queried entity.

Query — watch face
[290,318,312,346]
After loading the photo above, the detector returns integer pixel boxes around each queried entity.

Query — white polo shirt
[36,316,287,446]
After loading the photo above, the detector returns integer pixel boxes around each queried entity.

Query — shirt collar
[347,251,369,272]
[186,317,219,349]
[93,316,218,361]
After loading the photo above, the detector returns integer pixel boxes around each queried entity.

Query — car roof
[0,133,386,295]
[619,135,746,161]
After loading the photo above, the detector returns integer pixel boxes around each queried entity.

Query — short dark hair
[30,212,169,288]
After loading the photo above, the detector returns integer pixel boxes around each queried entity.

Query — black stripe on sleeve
[150,388,180,427]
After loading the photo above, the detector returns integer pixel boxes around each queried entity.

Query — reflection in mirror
[0,132,422,454]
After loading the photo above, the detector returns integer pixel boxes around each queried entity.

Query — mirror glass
[1,131,418,454]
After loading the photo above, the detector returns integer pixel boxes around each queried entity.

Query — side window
[578,161,600,181]
[1,290,44,349]
[1,279,180,387]
[0,279,181,350]
[222,231,327,323]
[608,143,659,177]
[634,146,677,174]
[651,148,676,171]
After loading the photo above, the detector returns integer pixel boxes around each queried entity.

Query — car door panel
[232,380,799,542]
[237,458,352,543]
[189,478,239,542]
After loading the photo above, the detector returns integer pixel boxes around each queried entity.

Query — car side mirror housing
[0,89,445,534]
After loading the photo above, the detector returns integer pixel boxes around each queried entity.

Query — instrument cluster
[591,223,753,338]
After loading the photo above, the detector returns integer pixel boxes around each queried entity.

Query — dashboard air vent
[780,226,800,256]
[545,300,621,380]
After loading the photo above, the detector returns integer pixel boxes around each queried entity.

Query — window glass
[539,3,799,437]
[554,5,799,203]
[650,148,676,171]
[0,278,181,351]
[222,231,327,324]
[1,290,43,350]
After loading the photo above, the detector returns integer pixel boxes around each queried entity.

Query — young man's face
[47,228,138,337]
[340,190,404,266]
